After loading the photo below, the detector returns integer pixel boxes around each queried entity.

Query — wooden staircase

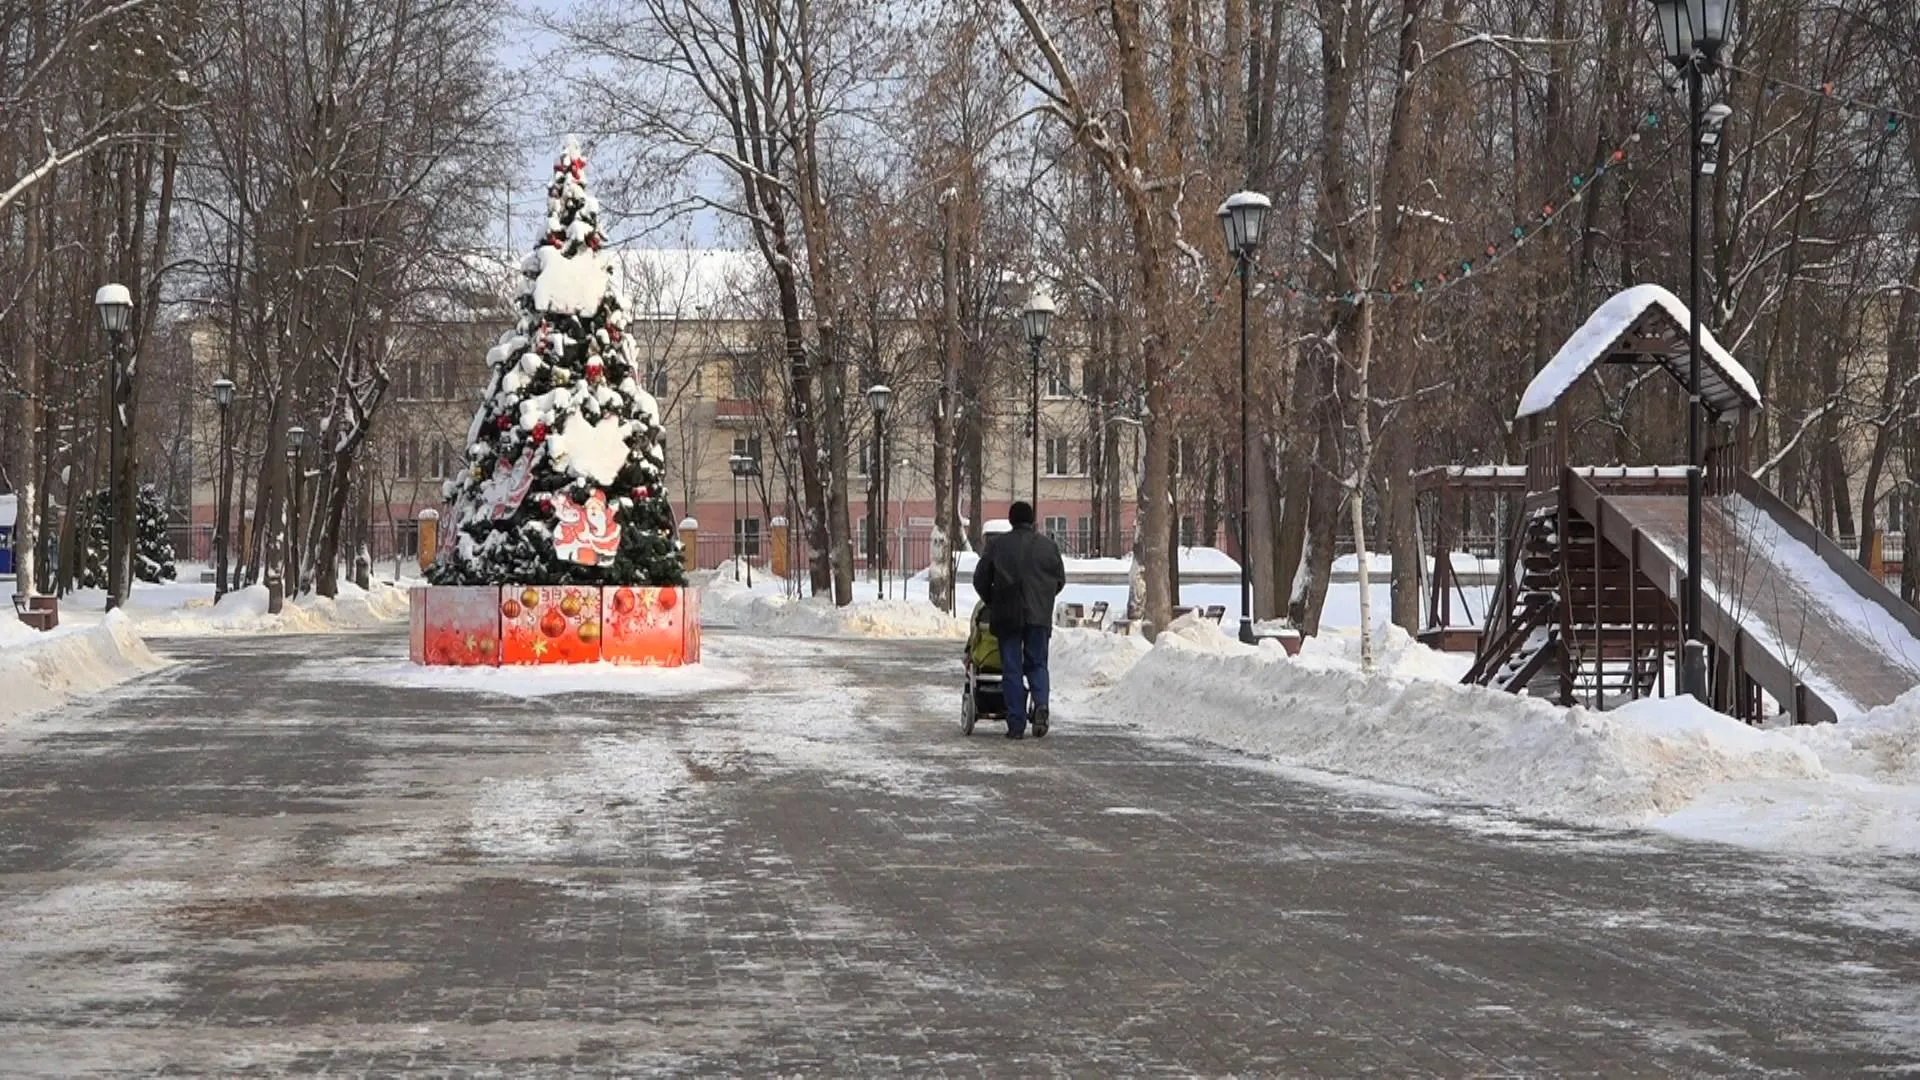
[1469,498,1677,706]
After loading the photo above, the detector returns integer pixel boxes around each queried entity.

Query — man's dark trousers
[998,625,1050,735]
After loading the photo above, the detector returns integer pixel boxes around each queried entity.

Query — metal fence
[165,521,430,569]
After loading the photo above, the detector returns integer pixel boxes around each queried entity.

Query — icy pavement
[2,631,1919,1074]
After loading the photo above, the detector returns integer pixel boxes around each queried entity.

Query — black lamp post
[867,383,893,600]
[784,428,800,597]
[1021,288,1054,508]
[211,377,235,599]
[1219,190,1271,644]
[1651,0,1733,703]
[94,284,134,611]
[286,425,309,596]
[729,452,759,587]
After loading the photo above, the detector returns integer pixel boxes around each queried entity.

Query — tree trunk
[12,167,42,599]
[929,195,962,613]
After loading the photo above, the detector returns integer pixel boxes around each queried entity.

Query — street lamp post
[211,377,236,599]
[867,384,893,600]
[1021,289,1054,509]
[784,428,800,598]
[1651,0,1733,703]
[729,452,759,588]
[1219,191,1271,645]
[94,284,134,611]
[286,425,309,596]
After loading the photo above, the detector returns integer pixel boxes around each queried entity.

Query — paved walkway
[3,628,1919,1076]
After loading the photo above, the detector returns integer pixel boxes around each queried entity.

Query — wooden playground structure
[1418,285,1920,724]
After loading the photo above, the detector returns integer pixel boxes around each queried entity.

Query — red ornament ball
[587,234,602,251]
[586,359,604,381]
[495,415,512,430]
[607,327,622,343]
[631,485,650,500]
[531,422,549,443]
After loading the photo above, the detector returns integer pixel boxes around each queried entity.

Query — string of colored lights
[1257,105,1681,307]
[1726,61,1915,133]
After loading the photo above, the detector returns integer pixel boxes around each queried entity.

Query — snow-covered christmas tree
[72,489,110,589]
[134,483,177,584]
[428,140,686,588]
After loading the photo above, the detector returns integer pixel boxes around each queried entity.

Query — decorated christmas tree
[429,140,686,588]
[134,483,177,583]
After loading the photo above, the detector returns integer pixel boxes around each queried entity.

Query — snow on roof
[450,248,766,323]
[1516,284,1762,420]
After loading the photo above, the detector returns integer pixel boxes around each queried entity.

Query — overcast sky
[493,2,731,255]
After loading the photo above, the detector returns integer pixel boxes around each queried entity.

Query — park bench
[12,593,58,631]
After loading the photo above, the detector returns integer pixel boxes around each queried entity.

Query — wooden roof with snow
[1515,284,1763,421]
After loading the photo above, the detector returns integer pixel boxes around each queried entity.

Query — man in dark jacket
[971,501,1067,739]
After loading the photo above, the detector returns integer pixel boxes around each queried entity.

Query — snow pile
[1080,622,1828,830]
[0,610,165,725]
[1787,686,1920,784]
[133,581,409,636]
[1050,627,1150,691]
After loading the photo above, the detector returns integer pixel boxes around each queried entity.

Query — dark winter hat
[1009,501,1036,526]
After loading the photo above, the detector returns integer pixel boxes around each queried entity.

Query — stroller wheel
[961,688,978,736]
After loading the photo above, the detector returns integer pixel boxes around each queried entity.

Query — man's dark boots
[1032,706,1049,738]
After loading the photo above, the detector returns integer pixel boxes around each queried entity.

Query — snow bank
[1051,628,1150,690]
[701,570,967,640]
[1095,624,1826,830]
[0,611,165,725]
[1057,615,1920,855]
[129,581,410,636]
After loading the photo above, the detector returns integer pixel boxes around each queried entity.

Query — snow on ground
[1,572,408,725]
[0,610,166,726]
[700,563,967,640]
[1049,617,1920,859]
[50,576,412,637]
[316,656,751,697]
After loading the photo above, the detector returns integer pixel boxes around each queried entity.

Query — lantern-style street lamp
[1021,289,1054,508]
[866,384,893,599]
[1649,0,1735,702]
[95,284,134,611]
[1219,191,1271,645]
[211,377,237,598]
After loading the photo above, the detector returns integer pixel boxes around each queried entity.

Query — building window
[732,434,763,463]
[1173,436,1192,477]
[1045,436,1079,477]
[727,352,764,399]
[436,356,462,400]
[1179,515,1198,546]
[1043,515,1068,543]
[648,361,670,399]
[1046,357,1073,397]
[733,517,762,557]
[395,437,419,479]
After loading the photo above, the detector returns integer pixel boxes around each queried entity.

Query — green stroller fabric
[967,602,1002,672]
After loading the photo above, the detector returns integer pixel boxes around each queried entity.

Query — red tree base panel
[409,585,701,666]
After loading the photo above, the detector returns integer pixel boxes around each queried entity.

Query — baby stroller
[961,602,1023,736]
